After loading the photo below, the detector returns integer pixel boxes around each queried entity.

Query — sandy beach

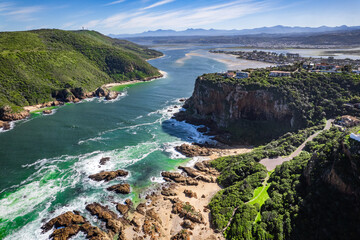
[176,50,274,70]
[121,145,252,239]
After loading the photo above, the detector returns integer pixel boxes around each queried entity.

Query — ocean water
[0,45,275,239]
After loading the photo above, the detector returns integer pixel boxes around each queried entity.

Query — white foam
[150,176,165,183]
[78,136,109,145]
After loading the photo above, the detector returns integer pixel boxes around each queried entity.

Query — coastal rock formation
[171,229,192,240]
[0,106,30,121]
[43,110,52,115]
[184,189,197,198]
[174,76,295,143]
[171,198,204,224]
[117,199,133,216]
[161,171,199,186]
[85,202,123,235]
[41,211,85,233]
[89,170,128,182]
[0,121,10,130]
[99,157,110,165]
[175,144,211,157]
[105,91,119,100]
[181,220,195,230]
[107,183,131,194]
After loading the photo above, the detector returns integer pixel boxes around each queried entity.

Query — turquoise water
[0,46,234,239]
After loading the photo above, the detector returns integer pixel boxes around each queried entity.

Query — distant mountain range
[110,25,360,38]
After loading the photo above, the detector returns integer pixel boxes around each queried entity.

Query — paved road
[260,119,334,171]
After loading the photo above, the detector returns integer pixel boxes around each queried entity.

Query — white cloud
[105,0,126,6]
[83,0,272,34]
[142,0,175,10]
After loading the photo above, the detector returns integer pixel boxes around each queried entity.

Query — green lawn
[248,183,271,206]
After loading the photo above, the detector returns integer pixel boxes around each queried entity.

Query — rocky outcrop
[184,189,197,198]
[184,77,293,127]
[170,198,204,224]
[107,183,131,194]
[0,106,30,121]
[117,199,133,216]
[175,144,211,157]
[41,211,111,240]
[0,120,11,130]
[171,229,192,240]
[41,211,85,233]
[161,171,199,186]
[85,202,123,235]
[99,157,110,165]
[89,170,128,182]
[174,76,295,143]
[43,110,52,115]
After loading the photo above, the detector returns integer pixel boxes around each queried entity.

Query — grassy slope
[0,29,163,110]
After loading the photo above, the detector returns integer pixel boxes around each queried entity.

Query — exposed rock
[89,170,128,182]
[178,166,200,178]
[184,189,197,198]
[0,105,30,121]
[142,219,161,239]
[105,91,119,100]
[131,215,142,227]
[41,211,85,233]
[116,203,130,216]
[80,222,111,240]
[50,225,81,240]
[0,121,10,130]
[181,220,195,230]
[161,187,177,196]
[146,208,162,224]
[117,199,132,216]
[171,229,192,240]
[194,162,207,172]
[136,203,146,215]
[171,199,204,224]
[73,98,80,103]
[125,199,133,207]
[107,183,131,194]
[179,98,186,102]
[161,171,199,186]
[99,157,110,165]
[175,144,211,157]
[85,202,123,234]
[95,87,110,97]
[43,110,52,115]
[52,101,63,106]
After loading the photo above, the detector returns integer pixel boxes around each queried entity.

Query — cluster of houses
[335,115,360,143]
[211,50,360,74]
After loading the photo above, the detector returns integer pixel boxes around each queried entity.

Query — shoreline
[122,143,252,239]
[1,71,167,131]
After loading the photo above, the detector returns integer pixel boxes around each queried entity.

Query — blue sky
[0,0,359,34]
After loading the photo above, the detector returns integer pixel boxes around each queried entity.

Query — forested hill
[0,29,163,111]
[210,126,360,240]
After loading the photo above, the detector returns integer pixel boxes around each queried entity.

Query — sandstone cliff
[176,76,297,144]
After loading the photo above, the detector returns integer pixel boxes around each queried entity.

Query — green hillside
[0,29,163,111]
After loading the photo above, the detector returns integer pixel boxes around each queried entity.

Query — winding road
[260,119,334,171]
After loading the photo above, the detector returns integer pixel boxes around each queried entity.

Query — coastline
[122,144,252,239]
[1,71,167,131]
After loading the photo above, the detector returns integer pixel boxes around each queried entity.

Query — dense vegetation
[201,71,360,128]
[0,29,163,111]
[209,124,323,232]
[210,127,360,239]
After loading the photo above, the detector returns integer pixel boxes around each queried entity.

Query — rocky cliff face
[186,78,294,127]
[176,77,296,143]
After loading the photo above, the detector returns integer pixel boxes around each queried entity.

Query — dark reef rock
[107,183,131,194]
[175,143,211,157]
[89,170,128,182]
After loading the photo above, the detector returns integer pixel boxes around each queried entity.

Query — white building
[350,133,360,142]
